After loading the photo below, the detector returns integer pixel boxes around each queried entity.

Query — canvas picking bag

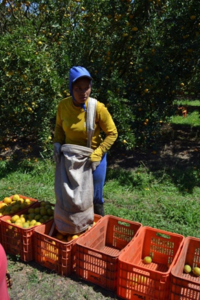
[54,98,97,234]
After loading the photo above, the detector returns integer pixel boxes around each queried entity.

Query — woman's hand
[91,161,100,171]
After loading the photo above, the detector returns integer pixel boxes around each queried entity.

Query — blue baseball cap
[69,66,92,96]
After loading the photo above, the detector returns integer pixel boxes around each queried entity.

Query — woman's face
[72,77,91,106]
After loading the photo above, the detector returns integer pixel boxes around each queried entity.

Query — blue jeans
[93,153,107,204]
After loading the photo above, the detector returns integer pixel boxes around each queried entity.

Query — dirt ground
[108,123,200,171]
[3,123,200,300]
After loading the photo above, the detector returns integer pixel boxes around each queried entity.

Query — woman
[53,66,118,218]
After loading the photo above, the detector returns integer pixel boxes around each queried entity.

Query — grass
[173,99,200,106]
[0,159,55,202]
[0,158,200,239]
[170,99,200,126]
[104,166,200,238]
[169,111,200,127]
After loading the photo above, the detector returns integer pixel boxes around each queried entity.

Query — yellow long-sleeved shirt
[53,96,118,161]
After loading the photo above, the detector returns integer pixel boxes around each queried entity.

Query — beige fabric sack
[54,144,94,234]
[54,97,97,235]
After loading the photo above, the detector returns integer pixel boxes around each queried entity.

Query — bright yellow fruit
[0,203,7,209]
[12,194,20,201]
[143,256,152,264]
[3,197,12,204]
[193,267,200,277]
[20,217,26,224]
[35,222,41,226]
[72,235,79,240]
[15,221,23,227]
[184,264,191,274]
[24,198,31,205]
[11,215,20,223]
[30,220,37,226]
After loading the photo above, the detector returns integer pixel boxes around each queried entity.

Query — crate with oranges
[34,215,101,276]
[0,200,54,262]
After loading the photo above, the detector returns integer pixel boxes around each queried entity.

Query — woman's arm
[90,103,118,162]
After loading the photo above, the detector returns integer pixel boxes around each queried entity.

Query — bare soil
[3,123,200,300]
[108,123,200,170]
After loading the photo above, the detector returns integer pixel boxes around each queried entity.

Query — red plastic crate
[1,215,37,262]
[0,201,54,262]
[117,226,184,300]
[34,214,102,276]
[170,236,200,300]
[75,215,142,291]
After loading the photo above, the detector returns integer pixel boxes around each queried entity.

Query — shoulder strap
[86,97,97,148]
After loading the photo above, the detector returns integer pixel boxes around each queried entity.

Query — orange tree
[0,0,199,155]
[64,0,200,151]
[0,0,71,152]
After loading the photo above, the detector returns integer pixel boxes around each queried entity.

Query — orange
[3,197,12,204]
[71,235,79,240]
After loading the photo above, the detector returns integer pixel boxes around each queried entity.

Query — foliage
[0,0,199,152]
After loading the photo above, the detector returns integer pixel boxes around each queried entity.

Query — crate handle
[132,293,146,300]
[132,267,150,277]
[88,250,102,259]
[44,237,55,244]
[90,274,101,282]
[118,221,130,227]
[156,232,171,239]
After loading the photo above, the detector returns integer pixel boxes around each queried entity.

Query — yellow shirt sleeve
[90,102,118,162]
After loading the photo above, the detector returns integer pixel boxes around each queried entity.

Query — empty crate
[76,215,142,291]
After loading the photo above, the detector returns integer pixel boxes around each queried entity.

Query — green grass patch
[1,159,200,238]
[169,111,200,127]
[0,159,55,203]
[173,99,200,106]
[104,166,200,238]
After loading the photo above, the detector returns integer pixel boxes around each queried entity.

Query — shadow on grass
[8,254,120,299]
[0,158,36,180]
[106,164,200,194]
[107,136,200,195]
